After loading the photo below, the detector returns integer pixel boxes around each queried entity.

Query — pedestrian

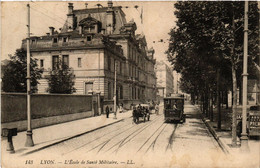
[106,106,110,118]
[155,104,159,115]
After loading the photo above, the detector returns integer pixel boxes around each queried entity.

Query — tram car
[163,94,185,123]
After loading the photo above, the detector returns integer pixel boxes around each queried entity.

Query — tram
[164,94,185,123]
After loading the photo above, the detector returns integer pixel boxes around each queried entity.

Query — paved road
[24,102,226,167]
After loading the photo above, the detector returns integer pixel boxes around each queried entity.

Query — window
[118,62,121,74]
[120,85,123,99]
[108,82,112,100]
[132,87,135,100]
[63,37,68,43]
[119,62,122,74]
[40,59,44,68]
[62,55,69,67]
[78,58,82,67]
[129,65,132,77]
[87,36,92,41]
[31,39,36,45]
[85,82,93,95]
[108,56,111,71]
[52,56,59,69]
[53,38,58,43]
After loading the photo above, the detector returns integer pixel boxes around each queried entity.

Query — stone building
[21,2,157,108]
[155,61,174,98]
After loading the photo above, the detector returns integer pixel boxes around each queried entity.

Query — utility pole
[240,1,249,152]
[113,61,117,119]
[25,3,34,147]
[97,50,101,116]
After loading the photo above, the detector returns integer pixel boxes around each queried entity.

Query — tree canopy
[167,1,259,145]
[168,1,259,97]
[47,62,76,94]
[2,49,43,93]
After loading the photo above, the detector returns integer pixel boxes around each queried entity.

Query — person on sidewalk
[106,106,110,118]
[155,104,159,115]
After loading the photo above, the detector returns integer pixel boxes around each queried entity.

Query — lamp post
[25,4,34,147]
[97,50,101,116]
[113,61,117,119]
[240,1,249,152]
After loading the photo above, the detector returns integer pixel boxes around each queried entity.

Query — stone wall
[1,93,93,123]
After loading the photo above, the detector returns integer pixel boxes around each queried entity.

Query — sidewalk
[1,110,132,156]
[199,105,259,157]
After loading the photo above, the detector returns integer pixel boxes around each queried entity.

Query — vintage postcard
[1,1,259,168]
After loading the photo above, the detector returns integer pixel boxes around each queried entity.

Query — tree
[47,61,76,94]
[167,2,259,146]
[2,49,43,93]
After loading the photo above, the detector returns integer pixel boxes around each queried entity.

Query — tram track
[165,123,179,152]
[137,122,166,153]
[145,123,168,153]
[65,114,163,155]
[61,119,136,155]
[105,115,164,154]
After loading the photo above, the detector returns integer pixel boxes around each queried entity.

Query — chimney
[49,27,55,35]
[67,3,75,32]
[68,3,73,14]
[108,1,113,9]
[106,1,114,34]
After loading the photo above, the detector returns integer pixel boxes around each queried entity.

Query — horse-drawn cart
[133,104,150,123]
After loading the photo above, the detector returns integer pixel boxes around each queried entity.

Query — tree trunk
[210,92,214,121]
[231,64,237,146]
[205,90,209,117]
[217,68,221,130]
[226,90,229,109]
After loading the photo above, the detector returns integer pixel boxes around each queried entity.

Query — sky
[1,1,176,63]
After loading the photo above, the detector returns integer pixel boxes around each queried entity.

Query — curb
[201,117,229,154]
[194,105,230,154]
[20,118,125,156]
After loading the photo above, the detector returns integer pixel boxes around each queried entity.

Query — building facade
[155,61,174,98]
[21,2,157,108]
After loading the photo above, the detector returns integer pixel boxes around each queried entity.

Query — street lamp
[240,1,249,152]
[25,4,34,147]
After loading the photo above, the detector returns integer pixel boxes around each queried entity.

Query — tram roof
[163,96,184,100]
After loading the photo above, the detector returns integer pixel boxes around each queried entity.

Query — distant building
[21,2,156,108]
[155,61,173,98]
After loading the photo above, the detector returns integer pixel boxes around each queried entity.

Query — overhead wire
[30,2,72,26]
[30,6,65,26]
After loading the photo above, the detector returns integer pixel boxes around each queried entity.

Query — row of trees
[2,49,75,94]
[167,1,259,146]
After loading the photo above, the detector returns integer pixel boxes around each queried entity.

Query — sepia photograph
[1,1,259,168]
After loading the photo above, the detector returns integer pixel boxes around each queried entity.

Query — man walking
[106,106,110,118]
[155,104,159,115]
